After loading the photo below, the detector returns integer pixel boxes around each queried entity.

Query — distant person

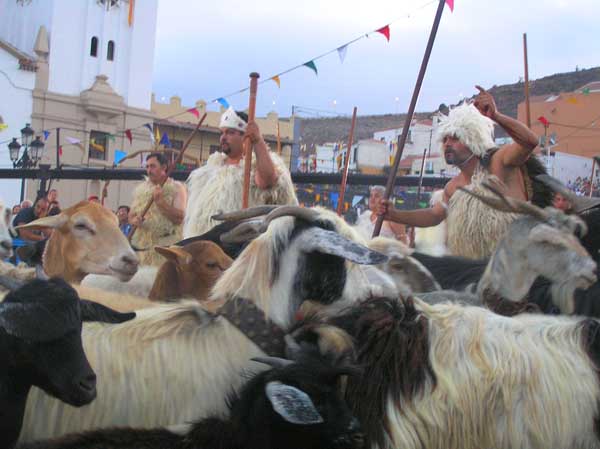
[20,199,33,209]
[553,192,573,213]
[12,197,49,265]
[46,188,58,204]
[48,201,60,215]
[116,205,132,236]
[11,205,21,216]
[355,186,408,243]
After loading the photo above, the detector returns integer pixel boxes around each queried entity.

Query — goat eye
[206,262,218,269]
[74,223,94,234]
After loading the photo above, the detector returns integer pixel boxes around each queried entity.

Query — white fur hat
[435,103,495,157]
[219,107,247,132]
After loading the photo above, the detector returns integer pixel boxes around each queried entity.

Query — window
[89,130,108,160]
[107,40,115,61]
[170,139,184,150]
[90,37,98,57]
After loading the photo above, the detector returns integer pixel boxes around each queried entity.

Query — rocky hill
[298,66,600,147]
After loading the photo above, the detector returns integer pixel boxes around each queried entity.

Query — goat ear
[0,300,78,341]
[296,228,388,265]
[155,246,192,265]
[16,213,69,231]
[79,300,136,324]
[528,224,579,250]
[389,255,441,293]
[265,381,324,425]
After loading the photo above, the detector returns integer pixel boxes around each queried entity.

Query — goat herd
[1,174,600,449]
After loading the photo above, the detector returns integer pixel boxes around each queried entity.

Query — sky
[152,0,600,118]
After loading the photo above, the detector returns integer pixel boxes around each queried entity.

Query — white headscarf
[435,103,495,157]
[219,107,247,132]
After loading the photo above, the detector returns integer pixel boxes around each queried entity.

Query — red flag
[445,0,454,12]
[187,107,200,118]
[125,129,133,145]
[537,116,550,127]
[58,146,63,156]
[376,25,390,42]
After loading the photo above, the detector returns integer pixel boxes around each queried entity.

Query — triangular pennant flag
[114,150,127,164]
[108,134,116,142]
[154,125,161,145]
[144,123,155,144]
[537,116,550,127]
[567,97,578,105]
[66,136,81,145]
[58,145,63,156]
[159,132,171,148]
[0,123,7,132]
[90,138,105,152]
[187,107,200,118]
[125,129,133,145]
[216,97,230,109]
[582,87,591,96]
[376,25,390,42]
[304,60,318,76]
[43,130,50,141]
[271,75,281,88]
[337,45,348,63]
[445,0,454,12]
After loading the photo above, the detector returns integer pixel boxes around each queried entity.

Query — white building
[373,118,436,159]
[0,0,159,208]
[315,143,339,173]
[543,151,596,186]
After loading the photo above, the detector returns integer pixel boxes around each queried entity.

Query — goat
[291,295,600,449]
[16,201,139,284]
[410,180,596,315]
[0,199,13,260]
[82,240,232,302]
[0,278,135,449]
[19,354,364,449]
[18,205,388,441]
[414,189,448,256]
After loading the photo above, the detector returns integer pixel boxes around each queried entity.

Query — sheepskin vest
[183,151,298,238]
[446,169,519,260]
[130,178,182,266]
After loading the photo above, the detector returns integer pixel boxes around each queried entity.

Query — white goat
[19,205,389,442]
[0,199,13,260]
[414,189,448,256]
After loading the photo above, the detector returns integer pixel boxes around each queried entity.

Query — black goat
[19,355,364,449]
[0,278,135,449]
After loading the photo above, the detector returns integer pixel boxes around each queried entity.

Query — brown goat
[148,241,233,303]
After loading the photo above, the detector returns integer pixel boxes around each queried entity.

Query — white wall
[0,48,35,206]
[355,140,388,169]
[373,122,435,158]
[0,0,54,57]
[546,151,595,185]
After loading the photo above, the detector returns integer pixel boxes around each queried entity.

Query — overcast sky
[152,0,600,118]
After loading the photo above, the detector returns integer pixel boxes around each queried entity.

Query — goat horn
[251,356,294,368]
[0,275,26,291]
[284,334,304,360]
[211,206,280,221]
[259,206,322,233]
[220,220,263,244]
[536,174,600,214]
[481,180,550,222]
[131,244,150,252]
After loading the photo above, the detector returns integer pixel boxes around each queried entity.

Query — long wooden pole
[337,106,358,216]
[242,72,260,209]
[373,0,447,237]
[590,157,596,198]
[128,113,207,241]
[523,33,531,128]
[276,121,282,156]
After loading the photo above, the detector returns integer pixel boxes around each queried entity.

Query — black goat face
[26,329,97,407]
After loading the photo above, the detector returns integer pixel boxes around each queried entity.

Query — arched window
[107,40,115,61]
[90,37,98,57]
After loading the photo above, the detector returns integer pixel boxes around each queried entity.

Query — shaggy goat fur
[294,296,600,449]
[435,103,495,157]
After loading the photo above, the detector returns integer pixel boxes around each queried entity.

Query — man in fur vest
[129,152,187,266]
[183,108,297,238]
[377,86,543,259]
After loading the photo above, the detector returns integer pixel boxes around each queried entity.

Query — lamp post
[7,124,45,202]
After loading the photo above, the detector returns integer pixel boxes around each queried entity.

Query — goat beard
[549,281,577,315]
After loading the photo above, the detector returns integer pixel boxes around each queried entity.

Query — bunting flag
[108,134,116,142]
[582,87,591,96]
[154,125,161,145]
[376,25,390,42]
[66,136,84,152]
[337,45,348,63]
[143,123,155,144]
[58,146,63,156]
[216,97,230,109]
[43,130,50,141]
[125,129,133,145]
[159,132,171,148]
[445,0,454,12]
[90,138,105,153]
[0,123,8,132]
[128,0,135,26]
[114,150,127,164]
[304,60,318,76]
[271,75,281,88]
[187,107,200,118]
[537,116,550,127]
[567,97,579,105]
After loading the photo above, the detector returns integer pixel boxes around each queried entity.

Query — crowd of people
[567,176,600,197]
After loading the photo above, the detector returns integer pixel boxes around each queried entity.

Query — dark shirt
[12,207,40,240]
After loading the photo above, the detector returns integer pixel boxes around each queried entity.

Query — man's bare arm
[474,85,538,167]
[154,183,186,225]
[246,121,278,189]
[16,224,46,241]
[377,200,447,228]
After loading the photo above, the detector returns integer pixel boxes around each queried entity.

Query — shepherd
[378,86,550,259]
[183,108,297,238]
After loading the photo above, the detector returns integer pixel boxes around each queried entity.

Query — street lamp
[8,124,46,202]
[20,123,34,147]
[8,138,21,165]
[29,136,45,163]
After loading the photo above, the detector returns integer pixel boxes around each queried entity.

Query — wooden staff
[276,121,282,156]
[523,33,531,128]
[373,0,447,237]
[242,72,260,209]
[337,106,358,216]
[590,157,597,198]
[128,113,207,241]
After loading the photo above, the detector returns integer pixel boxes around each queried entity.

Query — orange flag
[128,0,135,26]
[271,75,281,88]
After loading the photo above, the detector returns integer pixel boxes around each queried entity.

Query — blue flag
[159,132,171,147]
[216,97,230,109]
[43,130,50,141]
[114,150,127,164]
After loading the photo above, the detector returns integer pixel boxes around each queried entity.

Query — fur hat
[219,107,247,132]
[435,103,495,157]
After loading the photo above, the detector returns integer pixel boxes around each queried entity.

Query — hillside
[298,66,600,147]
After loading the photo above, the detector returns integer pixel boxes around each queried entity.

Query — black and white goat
[0,278,135,449]
[19,354,364,449]
[291,295,600,449]
[19,205,388,442]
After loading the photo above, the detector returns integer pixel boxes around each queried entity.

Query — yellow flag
[567,97,578,105]
[0,123,8,132]
[271,75,281,88]
[154,125,160,144]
